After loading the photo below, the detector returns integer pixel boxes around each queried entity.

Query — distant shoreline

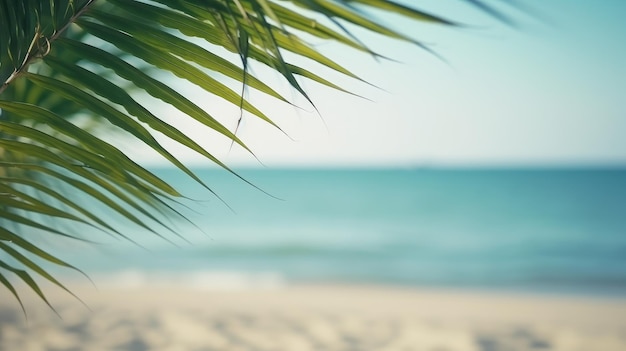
[146,165,626,172]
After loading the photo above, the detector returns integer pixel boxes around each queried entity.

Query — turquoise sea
[53,168,626,296]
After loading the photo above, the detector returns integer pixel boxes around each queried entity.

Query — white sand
[1,283,625,351]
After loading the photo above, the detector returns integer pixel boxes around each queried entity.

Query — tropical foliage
[0,0,517,311]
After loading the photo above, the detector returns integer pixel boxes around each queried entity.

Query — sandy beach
[1,283,625,351]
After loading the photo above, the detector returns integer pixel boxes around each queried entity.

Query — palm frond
[0,0,522,310]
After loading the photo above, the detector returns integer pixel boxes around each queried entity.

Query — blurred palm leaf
[0,0,520,310]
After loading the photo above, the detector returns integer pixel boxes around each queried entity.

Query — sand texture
[1,284,625,351]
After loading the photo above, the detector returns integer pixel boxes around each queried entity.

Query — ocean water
[50,168,626,296]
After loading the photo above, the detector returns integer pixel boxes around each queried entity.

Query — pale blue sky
[130,0,626,168]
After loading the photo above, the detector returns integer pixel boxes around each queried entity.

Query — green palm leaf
[0,0,522,311]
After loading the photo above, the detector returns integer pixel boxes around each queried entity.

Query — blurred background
[2,2,626,351]
[43,0,626,297]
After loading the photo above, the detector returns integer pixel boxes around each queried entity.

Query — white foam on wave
[92,270,287,291]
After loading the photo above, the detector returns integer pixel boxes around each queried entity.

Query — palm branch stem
[0,0,97,96]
